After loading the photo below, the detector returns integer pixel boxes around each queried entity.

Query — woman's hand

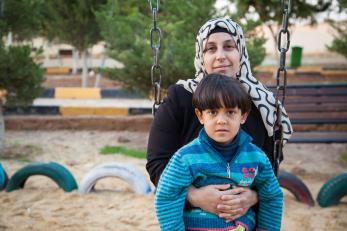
[187,184,231,214]
[217,186,258,222]
[186,185,258,222]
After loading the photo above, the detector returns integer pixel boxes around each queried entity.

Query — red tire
[278,170,315,206]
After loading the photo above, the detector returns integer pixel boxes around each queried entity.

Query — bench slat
[289,131,347,143]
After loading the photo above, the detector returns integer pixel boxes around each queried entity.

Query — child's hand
[217,186,258,222]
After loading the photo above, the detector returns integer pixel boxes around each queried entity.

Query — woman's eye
[225,45,236,50]
[205,46,216,52]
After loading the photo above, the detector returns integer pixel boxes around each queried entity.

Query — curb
[4,88,151,116]
[4,115,153,131]
[42,88,146,99]
[3,106,152,116]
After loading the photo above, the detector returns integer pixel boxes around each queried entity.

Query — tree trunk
[72,49,79,75]
[81,50,88,87]
[267,23,279,62]
[0,103,5,156]
[94,53,106,88]
[7,31,12,46]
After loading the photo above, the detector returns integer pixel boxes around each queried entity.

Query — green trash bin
[290,46,303,68]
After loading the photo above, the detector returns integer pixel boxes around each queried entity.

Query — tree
[229,0,332,57]
[0,45,44,106]
[0,0,43,42]
[0,0,45,155]
[43,0,107,87]
[327,0,347,58]
[97,0,266,95]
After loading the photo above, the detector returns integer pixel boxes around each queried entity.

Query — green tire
[317,172,347,208]
[5,162,78,192]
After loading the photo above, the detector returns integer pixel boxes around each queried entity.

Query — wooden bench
[269,83,347,143]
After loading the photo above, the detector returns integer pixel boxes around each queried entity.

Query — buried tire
[79,162,151,195]
[317,172,347,208]
[5,162,78,192]
[278,170,315,206]
[0,163,8,190]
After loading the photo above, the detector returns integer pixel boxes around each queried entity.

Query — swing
[147,0,314,206]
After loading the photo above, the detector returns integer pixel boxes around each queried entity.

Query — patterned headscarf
[177,17,293,141]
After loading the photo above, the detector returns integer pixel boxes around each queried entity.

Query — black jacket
[146,84,276,186]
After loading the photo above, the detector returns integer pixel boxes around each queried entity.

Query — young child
[155,74,283,231]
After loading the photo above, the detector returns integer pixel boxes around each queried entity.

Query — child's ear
[240,112,249,124]
[194,108,204,125]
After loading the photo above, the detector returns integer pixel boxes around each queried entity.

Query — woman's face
[203,32,240,78]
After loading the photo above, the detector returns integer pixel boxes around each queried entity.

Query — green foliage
[43,0,107,52]
[96,0,217,94]
[328,30,347,58]
[0,45,44,106]
[0,0,44,41]
[230,17,266,72]
[327,1,347,58]
[341,152,347,162]
[97,1,267,94]
[99,145,146,159]
[230,0,331,24]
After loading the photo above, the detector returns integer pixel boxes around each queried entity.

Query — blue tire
[0,163,8,190]
[5,162,78,192]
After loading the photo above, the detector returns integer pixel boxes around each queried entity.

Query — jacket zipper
[226,162,231,178]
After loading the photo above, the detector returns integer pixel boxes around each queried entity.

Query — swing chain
[148,0,162,115]
[273,0,291,175]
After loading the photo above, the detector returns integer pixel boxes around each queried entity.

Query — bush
[0,45,44,106]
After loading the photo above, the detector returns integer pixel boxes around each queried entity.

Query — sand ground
[0,130,346,231]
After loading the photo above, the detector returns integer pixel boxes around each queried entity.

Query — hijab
[176,17,293,142]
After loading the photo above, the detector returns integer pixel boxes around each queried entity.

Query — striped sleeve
[253,155,284,231]
[154,152,193,231]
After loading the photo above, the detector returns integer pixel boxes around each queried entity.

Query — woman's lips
[214,65,231,69]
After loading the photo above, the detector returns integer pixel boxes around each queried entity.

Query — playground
[1,1,347,230]
[0,130,346,231]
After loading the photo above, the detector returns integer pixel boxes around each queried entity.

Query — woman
[146,17,292,222]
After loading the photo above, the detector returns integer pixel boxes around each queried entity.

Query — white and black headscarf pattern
[177,17,293,141]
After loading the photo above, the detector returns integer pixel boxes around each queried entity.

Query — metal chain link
[273,0,291,175]
[148,0,163,115]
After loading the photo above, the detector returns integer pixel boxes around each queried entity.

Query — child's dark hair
[192,73,251,114]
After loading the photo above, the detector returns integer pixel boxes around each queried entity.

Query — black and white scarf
[176,17,293,142]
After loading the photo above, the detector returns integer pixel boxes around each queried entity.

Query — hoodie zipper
[226,162,231,178]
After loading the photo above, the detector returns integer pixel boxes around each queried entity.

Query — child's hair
[192,73,251,114]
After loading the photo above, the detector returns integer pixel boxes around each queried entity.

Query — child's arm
[155,152,193,231]
[253,156,284,231]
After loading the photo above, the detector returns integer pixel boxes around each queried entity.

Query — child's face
[195,107,248,144]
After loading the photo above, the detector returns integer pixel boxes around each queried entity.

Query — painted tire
[278,170,315,206]
[0,163,8,190]
[317,172,347,208]
[79,162,151,195]
[5,162,78,192]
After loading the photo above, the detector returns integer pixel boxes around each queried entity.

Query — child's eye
[227,110,236,116]
[207,110,217,116]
